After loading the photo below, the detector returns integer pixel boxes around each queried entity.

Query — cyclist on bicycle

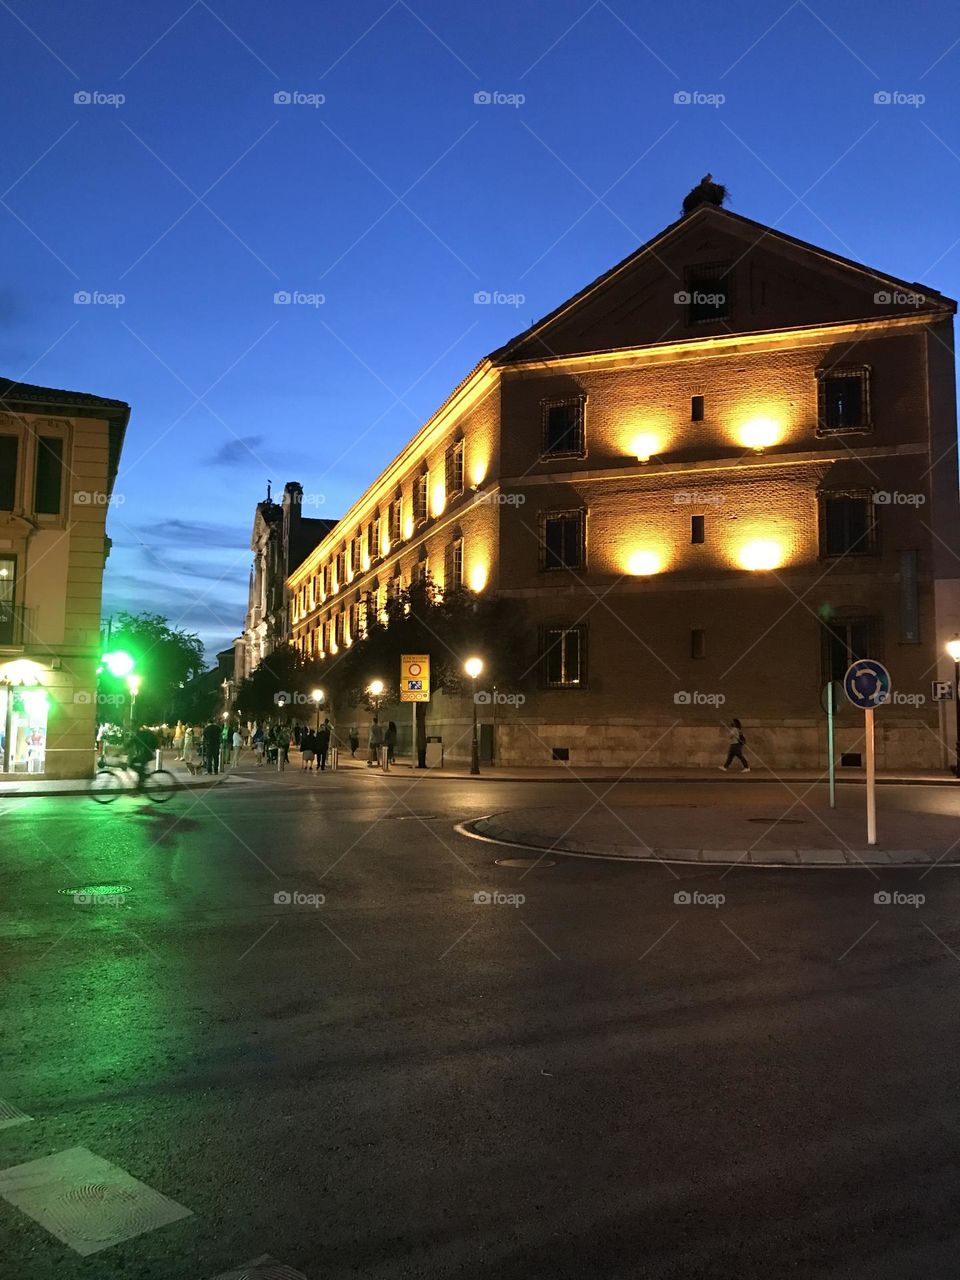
[126,725,158,784]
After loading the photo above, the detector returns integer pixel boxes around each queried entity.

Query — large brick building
[0,379,129,778]
[287,199,960,768]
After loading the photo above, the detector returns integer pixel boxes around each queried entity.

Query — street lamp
[103,650,135,678]
[311,687,325,730]
[947,638,960,777]
[464,656,483,775]
[368,679,384,717]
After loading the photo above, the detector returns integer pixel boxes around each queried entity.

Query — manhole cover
[495,857,557,868]
[58,885,131,896]
[747,818,804,825]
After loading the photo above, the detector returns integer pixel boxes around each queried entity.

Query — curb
[0,774,251,801]
[462,817,959,869]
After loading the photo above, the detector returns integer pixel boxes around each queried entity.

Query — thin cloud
[204,435,265,467]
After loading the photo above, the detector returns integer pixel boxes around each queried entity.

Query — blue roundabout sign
[843,660,892,710]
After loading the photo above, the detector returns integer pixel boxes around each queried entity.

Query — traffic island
[465,800,960,868]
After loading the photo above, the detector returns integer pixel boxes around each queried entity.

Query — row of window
[540,615,885,690]
[0,434,66,515]
[539,367,871,461]
[539,490,888,572]
[294,441,466,621]
[297,538,466,653]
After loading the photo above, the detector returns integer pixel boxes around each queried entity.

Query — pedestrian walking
[384,720,397,764]
[301,729,316,770]
[720,719,750,772]
[367,717,384,767]
[173,721,185,760]
[252,725,265,766]
[231,727,242,766]
[348,726,359,758]
[316,717,332,772]
[274,726,290,770]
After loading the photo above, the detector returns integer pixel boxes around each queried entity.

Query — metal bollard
[329,745,338,772]
[155,748,163,770]
[380,745,390,772]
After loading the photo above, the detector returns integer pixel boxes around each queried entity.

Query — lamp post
[947,638,960,777]
[464,656,483,775]
[126,673,141,730]
[311,688,324,731]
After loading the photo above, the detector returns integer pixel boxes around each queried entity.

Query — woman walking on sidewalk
[720,719,750,772]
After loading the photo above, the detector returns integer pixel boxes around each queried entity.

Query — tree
[101,612,205,724]
[234,645,310,723]
[311,577,533,765]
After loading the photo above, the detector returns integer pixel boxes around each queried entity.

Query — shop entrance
[0,683,49,773]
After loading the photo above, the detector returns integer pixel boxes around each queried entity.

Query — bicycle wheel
[90,769,122,803]
[143,768,177,803]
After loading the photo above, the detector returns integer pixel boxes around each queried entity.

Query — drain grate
[495,857,557,868]
[747,817,804,825]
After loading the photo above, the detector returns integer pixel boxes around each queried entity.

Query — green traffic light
[102,650,135,678]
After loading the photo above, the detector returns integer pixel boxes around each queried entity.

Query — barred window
[823,617,879,685]
[541,397,586,458]
[817,367,871,433]
[540,510,585,571]
[412,557,429,585]
[819,491,877,556]
[445,439,464,496]
[390,496,402,544]
[540,624,586,688]
[685,262,732,324]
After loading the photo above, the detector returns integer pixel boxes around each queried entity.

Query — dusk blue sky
[3,0,959,659]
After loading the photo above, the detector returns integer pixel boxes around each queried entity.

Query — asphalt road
[2,772,960,1279]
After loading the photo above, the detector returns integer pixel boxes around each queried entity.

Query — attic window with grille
[685,262,732,324]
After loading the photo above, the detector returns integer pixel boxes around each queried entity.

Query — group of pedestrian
[300,718,333,772]
[365,718,397,766]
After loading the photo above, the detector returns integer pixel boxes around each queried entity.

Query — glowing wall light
[626,549,664,576]
[629,432,661,464]
[738,416,781,452]
[469,562,488,592]
[432,482,446,518]
[737,539,784,571]
[470,456,488,488]
[403,515,414,540]
[0,659,46,685]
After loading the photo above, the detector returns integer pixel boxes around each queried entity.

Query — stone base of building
[412,716,947,771]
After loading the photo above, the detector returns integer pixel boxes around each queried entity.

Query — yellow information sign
[400,654,430,703]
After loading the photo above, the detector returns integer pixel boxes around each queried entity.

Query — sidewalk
[468,797,960,868]
[0,757,252,799]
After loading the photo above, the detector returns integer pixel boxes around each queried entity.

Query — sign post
[843,660,891,847]
[400,654,430,770]
[819,681,841,809]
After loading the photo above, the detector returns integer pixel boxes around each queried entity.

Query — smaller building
[0,379,129,779]
[234,481,336,685]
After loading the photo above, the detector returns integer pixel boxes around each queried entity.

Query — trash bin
[425,736,443,768]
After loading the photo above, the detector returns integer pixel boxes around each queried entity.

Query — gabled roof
[490,203,955,365]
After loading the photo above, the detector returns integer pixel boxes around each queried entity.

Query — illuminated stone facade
[288,205,960,768]
[0,380,129,779]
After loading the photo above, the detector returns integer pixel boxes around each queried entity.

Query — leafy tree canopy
[101,611,206,723]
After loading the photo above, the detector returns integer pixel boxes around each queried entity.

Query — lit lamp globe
[368,679,384,698]
[126,674,142,696]
[103,650,135,678]
[947,639,960,663]
[311,688,324,704]
[464,657,483,680]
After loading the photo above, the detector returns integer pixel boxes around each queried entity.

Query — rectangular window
[445,440,464,496]
[691,515,705,544]
[541,397,586,458]
[824,618,876,685]
[0,436,18,510]
[691,395,704,422]
[352,534,362,576]
[322,564,330,597]
[541,624,586,688]
[0,555,15,645]
[414,472,429,524]
[817,367,871,433]
[444,538,463,590]
[686,263,731,323]
[334,613,343,649]
[412,557,429,586]
[899,549,920,644]
[691,628,706,660]
[335,550,345,590]
[390,497,402,544]
[540,510,585,571]
[35,436,63,515]
[820,492,876,556]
